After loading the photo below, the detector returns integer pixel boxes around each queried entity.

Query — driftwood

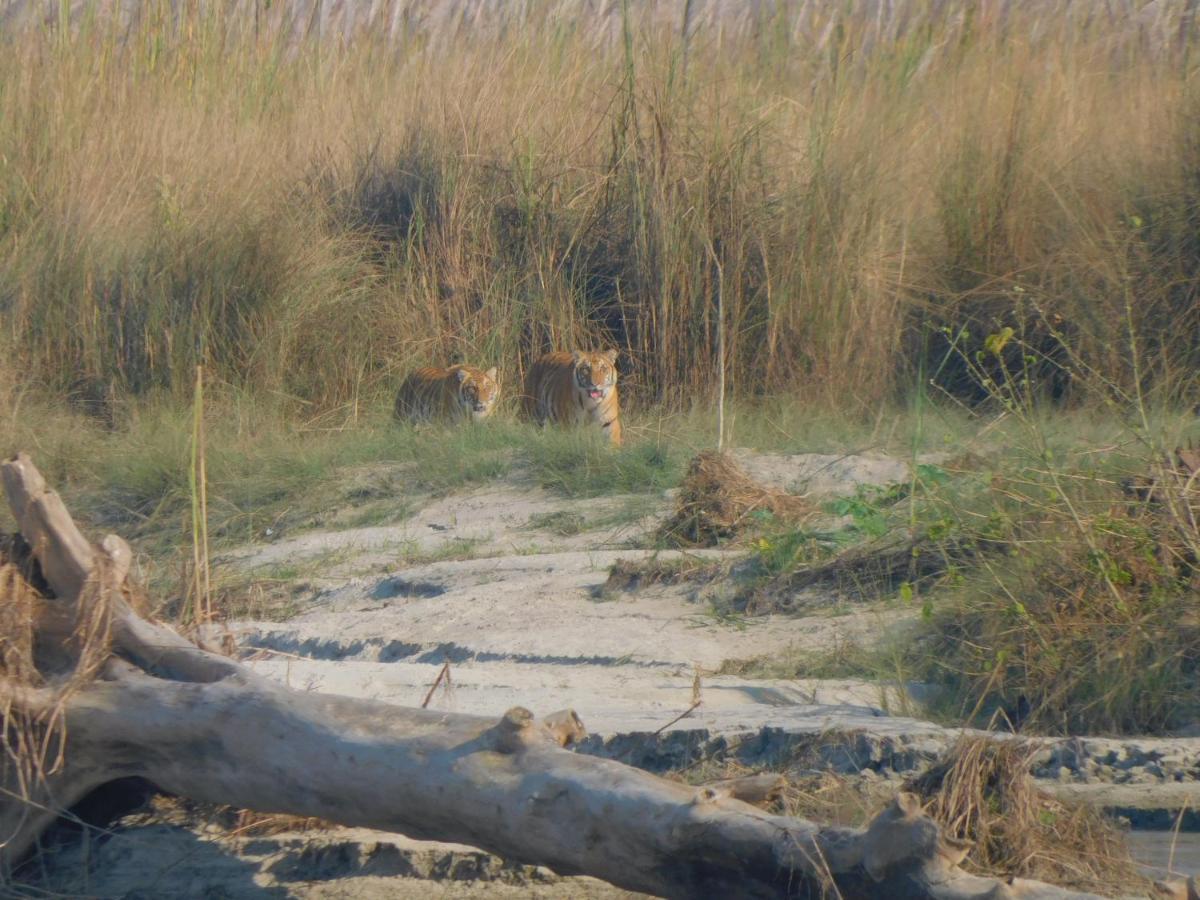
[0,452,1108,899]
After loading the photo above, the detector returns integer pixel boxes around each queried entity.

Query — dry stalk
[420,661,452,709]
[904,737,1144,894]
[0,533,120,839]
[189,364,212,625]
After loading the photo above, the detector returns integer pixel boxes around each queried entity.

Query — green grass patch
[718,645,878,681]
[527,496,659,537]
[523,429,682,497]
[700,399,1200,738]
[7,382,1200,739]
[526,510,589,536]
[909,463,1200,736]
[395,536,491,567]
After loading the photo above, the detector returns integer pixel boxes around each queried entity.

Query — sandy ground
[20,450,1200,898]
[29,823,643,899]
[225,452,923,741]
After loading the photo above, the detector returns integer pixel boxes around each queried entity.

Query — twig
[1167,798,1189,876]
[420,661,452,709]
[654,700,701,736]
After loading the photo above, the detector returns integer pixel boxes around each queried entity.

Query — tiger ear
[485,367,498,381]
[570,350,583,364]
[603,349,618,364]
[455,368,469,383]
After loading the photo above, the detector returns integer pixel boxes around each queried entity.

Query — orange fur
[395,365,500,424]
[522,350,621,446]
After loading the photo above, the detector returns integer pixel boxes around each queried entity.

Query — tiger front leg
[603,416,622,447]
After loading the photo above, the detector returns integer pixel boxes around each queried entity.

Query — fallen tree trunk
[0,452,1105,898]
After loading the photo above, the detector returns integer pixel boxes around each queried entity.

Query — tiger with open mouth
[522,350,622,446]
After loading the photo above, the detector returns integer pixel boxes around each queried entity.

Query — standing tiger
[522,350,622,446]
[394,365,500,424]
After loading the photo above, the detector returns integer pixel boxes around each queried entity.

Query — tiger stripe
[395,365,500,424]
[521,350,622,446]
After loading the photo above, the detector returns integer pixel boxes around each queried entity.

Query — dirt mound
[659,451,813,547]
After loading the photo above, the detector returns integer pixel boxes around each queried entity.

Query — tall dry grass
[0,0,1197,419]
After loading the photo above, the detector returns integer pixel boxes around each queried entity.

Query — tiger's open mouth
[587,388,604,400]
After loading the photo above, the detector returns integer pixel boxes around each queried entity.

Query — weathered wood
[1,453,95,602]
[0,453,1106,899]
[699,773,787,807]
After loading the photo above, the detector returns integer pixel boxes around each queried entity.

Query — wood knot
[542,709,587,747]
[862,792,943,881]
[492,706,538,754]
[693,773,786,808]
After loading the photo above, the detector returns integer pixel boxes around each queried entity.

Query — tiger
[394,365,500,424]
[522,349,622,446]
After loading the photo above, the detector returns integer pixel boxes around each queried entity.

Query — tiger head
[571,350,618,406]
[454,366,500,420]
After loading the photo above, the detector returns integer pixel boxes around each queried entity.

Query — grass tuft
[659,451,813,547]
[904,738,1143,894]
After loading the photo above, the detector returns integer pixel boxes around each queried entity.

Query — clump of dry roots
[0,532,118,836]
[660,451,812,547]
[904,738,1144,894]
[0,535,45,687]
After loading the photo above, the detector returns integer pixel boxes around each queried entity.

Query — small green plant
[750,527,840,577]
[824,485,905,539]
[527,497,657,538]
[527,510,588,536]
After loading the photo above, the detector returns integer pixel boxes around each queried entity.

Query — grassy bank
[1,1,1198,416]
[713,396,1200,736]
[2,1,1199,737]
[0,376,971,608]
[0,388,953,551]
[3,368,1198,734]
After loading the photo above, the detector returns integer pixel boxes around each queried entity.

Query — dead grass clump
[664,743,1144,893]
[0,534,46,686]
[230,809,335,837]
[0,533,82,853]
[131,795,335,837]
[660,451,812,547]
[0,523,125,855]
[904,738,1144,894]
[600,556,721,599]
[778,770,895,829]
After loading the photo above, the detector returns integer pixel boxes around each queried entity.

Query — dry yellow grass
[905,737,1145,894]
[660,450,812,546]
[0,2,1196,417]
[672,736,1146,895]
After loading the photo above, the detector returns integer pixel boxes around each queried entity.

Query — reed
[2,1,1199,736]
[0,1,1195,419]
[188,364,212,625]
